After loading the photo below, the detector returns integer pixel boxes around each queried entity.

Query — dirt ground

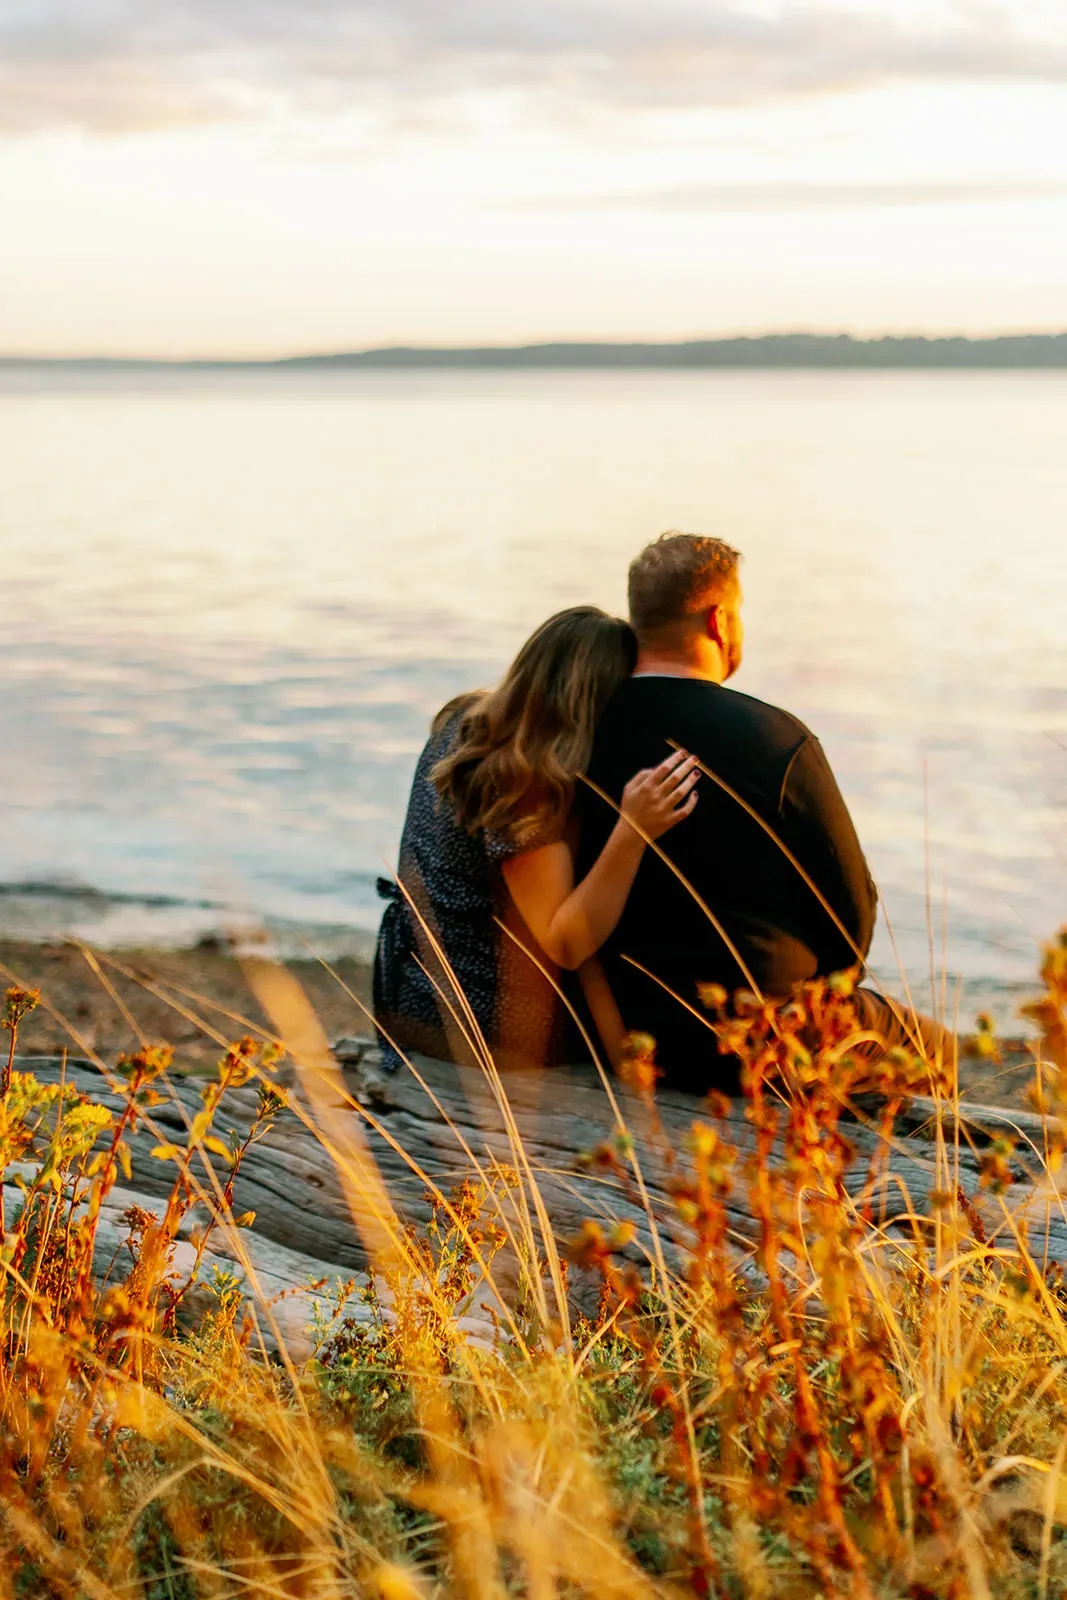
[0,938,375,1073]
[0,936,1040,1106]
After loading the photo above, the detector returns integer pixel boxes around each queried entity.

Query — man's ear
[705,604,725,646]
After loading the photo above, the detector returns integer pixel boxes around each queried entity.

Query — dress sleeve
[484,809,568,864]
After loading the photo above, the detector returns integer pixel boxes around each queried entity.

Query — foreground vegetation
[1,933,1066,1598]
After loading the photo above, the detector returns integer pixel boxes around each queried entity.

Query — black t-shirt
[577,676,877,1091]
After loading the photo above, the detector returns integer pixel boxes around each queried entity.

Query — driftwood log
[7,1046,1066,1356]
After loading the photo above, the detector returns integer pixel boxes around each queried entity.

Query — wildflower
[114,1043,173,1082]
[607,1221,637,1251]
[2,986,39,1095]
[978,1135,1016,1194]
[1020,925,1067,1070]
[567,1219,609,1272]
[967,1010,1000,1061]
[2,986,39,1032]
[618,1030,660,1096]
[257,1080,288,1120]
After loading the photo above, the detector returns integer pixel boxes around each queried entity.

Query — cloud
[1,0,1066,135]
[530,180,1067,212]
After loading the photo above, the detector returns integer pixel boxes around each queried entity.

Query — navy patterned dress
[373,710,574,1070]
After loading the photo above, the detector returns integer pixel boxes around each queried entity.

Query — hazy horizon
[5,329,1067,366]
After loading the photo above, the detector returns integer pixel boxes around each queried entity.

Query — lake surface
[1,368,1064,1029]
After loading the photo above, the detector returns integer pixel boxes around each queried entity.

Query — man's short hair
[628,531,741,636]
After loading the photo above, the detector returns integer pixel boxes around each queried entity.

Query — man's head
[628,531,744,682]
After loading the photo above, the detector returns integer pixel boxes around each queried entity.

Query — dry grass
[1,931,1066,1599]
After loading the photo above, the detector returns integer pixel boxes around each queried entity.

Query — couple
[374,531,949,1092]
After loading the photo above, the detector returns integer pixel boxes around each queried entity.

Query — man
[578,530,948,1093]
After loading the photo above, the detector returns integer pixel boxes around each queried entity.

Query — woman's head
[432,605,637,843]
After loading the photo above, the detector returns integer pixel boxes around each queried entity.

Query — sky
[1,0,1066,355]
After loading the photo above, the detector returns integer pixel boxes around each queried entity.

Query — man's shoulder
[602,676,813,754]
[710,682,813,746]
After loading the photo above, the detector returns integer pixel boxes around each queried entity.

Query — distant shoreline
[5,332,1067,370]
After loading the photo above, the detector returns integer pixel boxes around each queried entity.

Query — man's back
[578,676,877,1088]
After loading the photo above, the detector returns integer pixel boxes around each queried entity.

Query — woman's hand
[620,749,700,842]
[502,749,700,970]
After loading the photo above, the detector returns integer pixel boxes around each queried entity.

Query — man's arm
[778,735,877,973]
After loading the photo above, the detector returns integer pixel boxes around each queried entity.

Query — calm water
[0,368,1064,1027]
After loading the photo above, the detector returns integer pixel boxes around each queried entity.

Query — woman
[373,606,699,1071]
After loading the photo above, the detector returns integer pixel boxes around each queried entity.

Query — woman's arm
[578,956,628,1069]
[500,749,699,971]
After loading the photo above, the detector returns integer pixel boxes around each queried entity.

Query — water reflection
[0,369,1064,1022]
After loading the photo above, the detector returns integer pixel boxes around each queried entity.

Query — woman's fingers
[621,750,700,838]
[662,763,699,804]
[653,747,690,777]
[652,785,698,835]
[670,783,699,817]
[655,752,699,793]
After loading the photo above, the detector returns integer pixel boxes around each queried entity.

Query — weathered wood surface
[7,1047,1067,1353]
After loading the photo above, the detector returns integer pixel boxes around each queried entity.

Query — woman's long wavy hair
[431,606,637,846]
